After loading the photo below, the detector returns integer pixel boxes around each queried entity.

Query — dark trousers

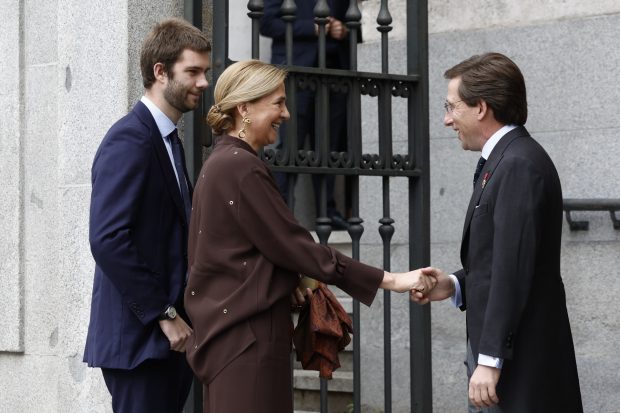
[102,352,193,413]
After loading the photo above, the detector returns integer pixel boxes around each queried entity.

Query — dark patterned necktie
[169,129,191,222]
[473,156,486,187]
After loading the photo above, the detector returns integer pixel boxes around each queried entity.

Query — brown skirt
[202,299,294,413]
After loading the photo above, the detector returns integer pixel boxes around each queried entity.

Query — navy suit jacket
[84,101,192,369]
[455,126,582,412]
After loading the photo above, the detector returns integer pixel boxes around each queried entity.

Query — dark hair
[140,18,211,89]
[444,52,527,125]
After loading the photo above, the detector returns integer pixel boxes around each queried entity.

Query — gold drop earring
[238,116,251,139]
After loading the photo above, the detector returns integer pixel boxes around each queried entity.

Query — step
[294,386,352,413]
[294,369,353,393]
[293,347,353,372]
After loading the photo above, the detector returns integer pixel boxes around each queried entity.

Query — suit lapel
[460,126,530,262]
[133,101,188,224]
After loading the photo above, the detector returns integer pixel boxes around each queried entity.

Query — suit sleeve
[237,165,383,306]
[89,127,168,324]
[260,0,317,40]
[478,157,544,360]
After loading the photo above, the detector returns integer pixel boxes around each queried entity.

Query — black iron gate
[184,1,431,412]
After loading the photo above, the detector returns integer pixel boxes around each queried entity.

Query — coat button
[229,201,234,205]
[191,291,195,296]
[223,309,228,314]
[242,261,247,266]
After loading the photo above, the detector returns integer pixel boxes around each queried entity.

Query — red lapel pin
[481,172,490,189]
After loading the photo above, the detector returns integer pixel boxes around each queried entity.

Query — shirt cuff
[478,353,504,369]
[448,274,462,308]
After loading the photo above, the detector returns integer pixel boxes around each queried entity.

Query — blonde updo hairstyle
[207,60,287,136]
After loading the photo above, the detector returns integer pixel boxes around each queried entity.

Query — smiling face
[444,77,483,152]
[241,83,290,151]
[161,49,210,119]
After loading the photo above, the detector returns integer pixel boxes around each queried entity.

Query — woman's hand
[290,287,314,312]
[380,269,437,294]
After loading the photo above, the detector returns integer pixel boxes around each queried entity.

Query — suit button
[223,309,228,314]
[191,291,196,296]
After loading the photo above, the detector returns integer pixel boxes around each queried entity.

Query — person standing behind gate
[411,53,582,413]
[83,18,211,413]
[184,59,435,413]
[260,0,352,230]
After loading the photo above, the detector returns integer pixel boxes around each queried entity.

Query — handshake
[380,267,454,304]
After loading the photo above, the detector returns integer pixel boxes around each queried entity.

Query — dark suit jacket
[455,126,582,412]
[184,136,383,387]
[84,101,192,369]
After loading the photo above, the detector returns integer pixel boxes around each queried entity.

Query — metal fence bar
[344,1,363,411]
[407,0,432,412]
[377,2,394,409]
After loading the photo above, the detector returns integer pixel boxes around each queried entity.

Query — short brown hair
[140,18,211,89]
[444,52,527,125]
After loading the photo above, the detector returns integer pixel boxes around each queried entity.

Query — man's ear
[153,62,168,83]
[477,99,489,121]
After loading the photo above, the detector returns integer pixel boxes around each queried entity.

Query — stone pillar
[0,0,24,353]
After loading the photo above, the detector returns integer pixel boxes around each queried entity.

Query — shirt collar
[481,124,517,160]
[140,96,176,138]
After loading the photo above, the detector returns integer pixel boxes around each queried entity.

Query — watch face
[166,306,177,319]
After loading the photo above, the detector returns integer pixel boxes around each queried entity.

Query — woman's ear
[236,102,248,118]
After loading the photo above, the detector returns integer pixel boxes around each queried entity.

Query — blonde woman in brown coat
[185,59,434,413]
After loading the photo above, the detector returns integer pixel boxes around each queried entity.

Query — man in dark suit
[260,0,352,229]
[83,18,210,413]
[413,53,582,413]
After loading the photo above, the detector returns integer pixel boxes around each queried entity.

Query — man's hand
[327,17,348,40]
[410,267,455,304]
[380,269,437,294]
[158,317,193,352]
[469,365,501,409]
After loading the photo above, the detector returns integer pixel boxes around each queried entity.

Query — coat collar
[216,134,258,156]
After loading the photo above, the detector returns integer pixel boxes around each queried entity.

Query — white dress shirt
[140,96,182,188]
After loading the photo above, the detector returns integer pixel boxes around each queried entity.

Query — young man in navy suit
[412,53,582,413]
[84,18,210,413]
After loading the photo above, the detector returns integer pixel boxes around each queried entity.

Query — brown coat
[185,136,383,412]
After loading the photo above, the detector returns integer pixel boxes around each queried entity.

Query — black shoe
[328,212,350,231]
